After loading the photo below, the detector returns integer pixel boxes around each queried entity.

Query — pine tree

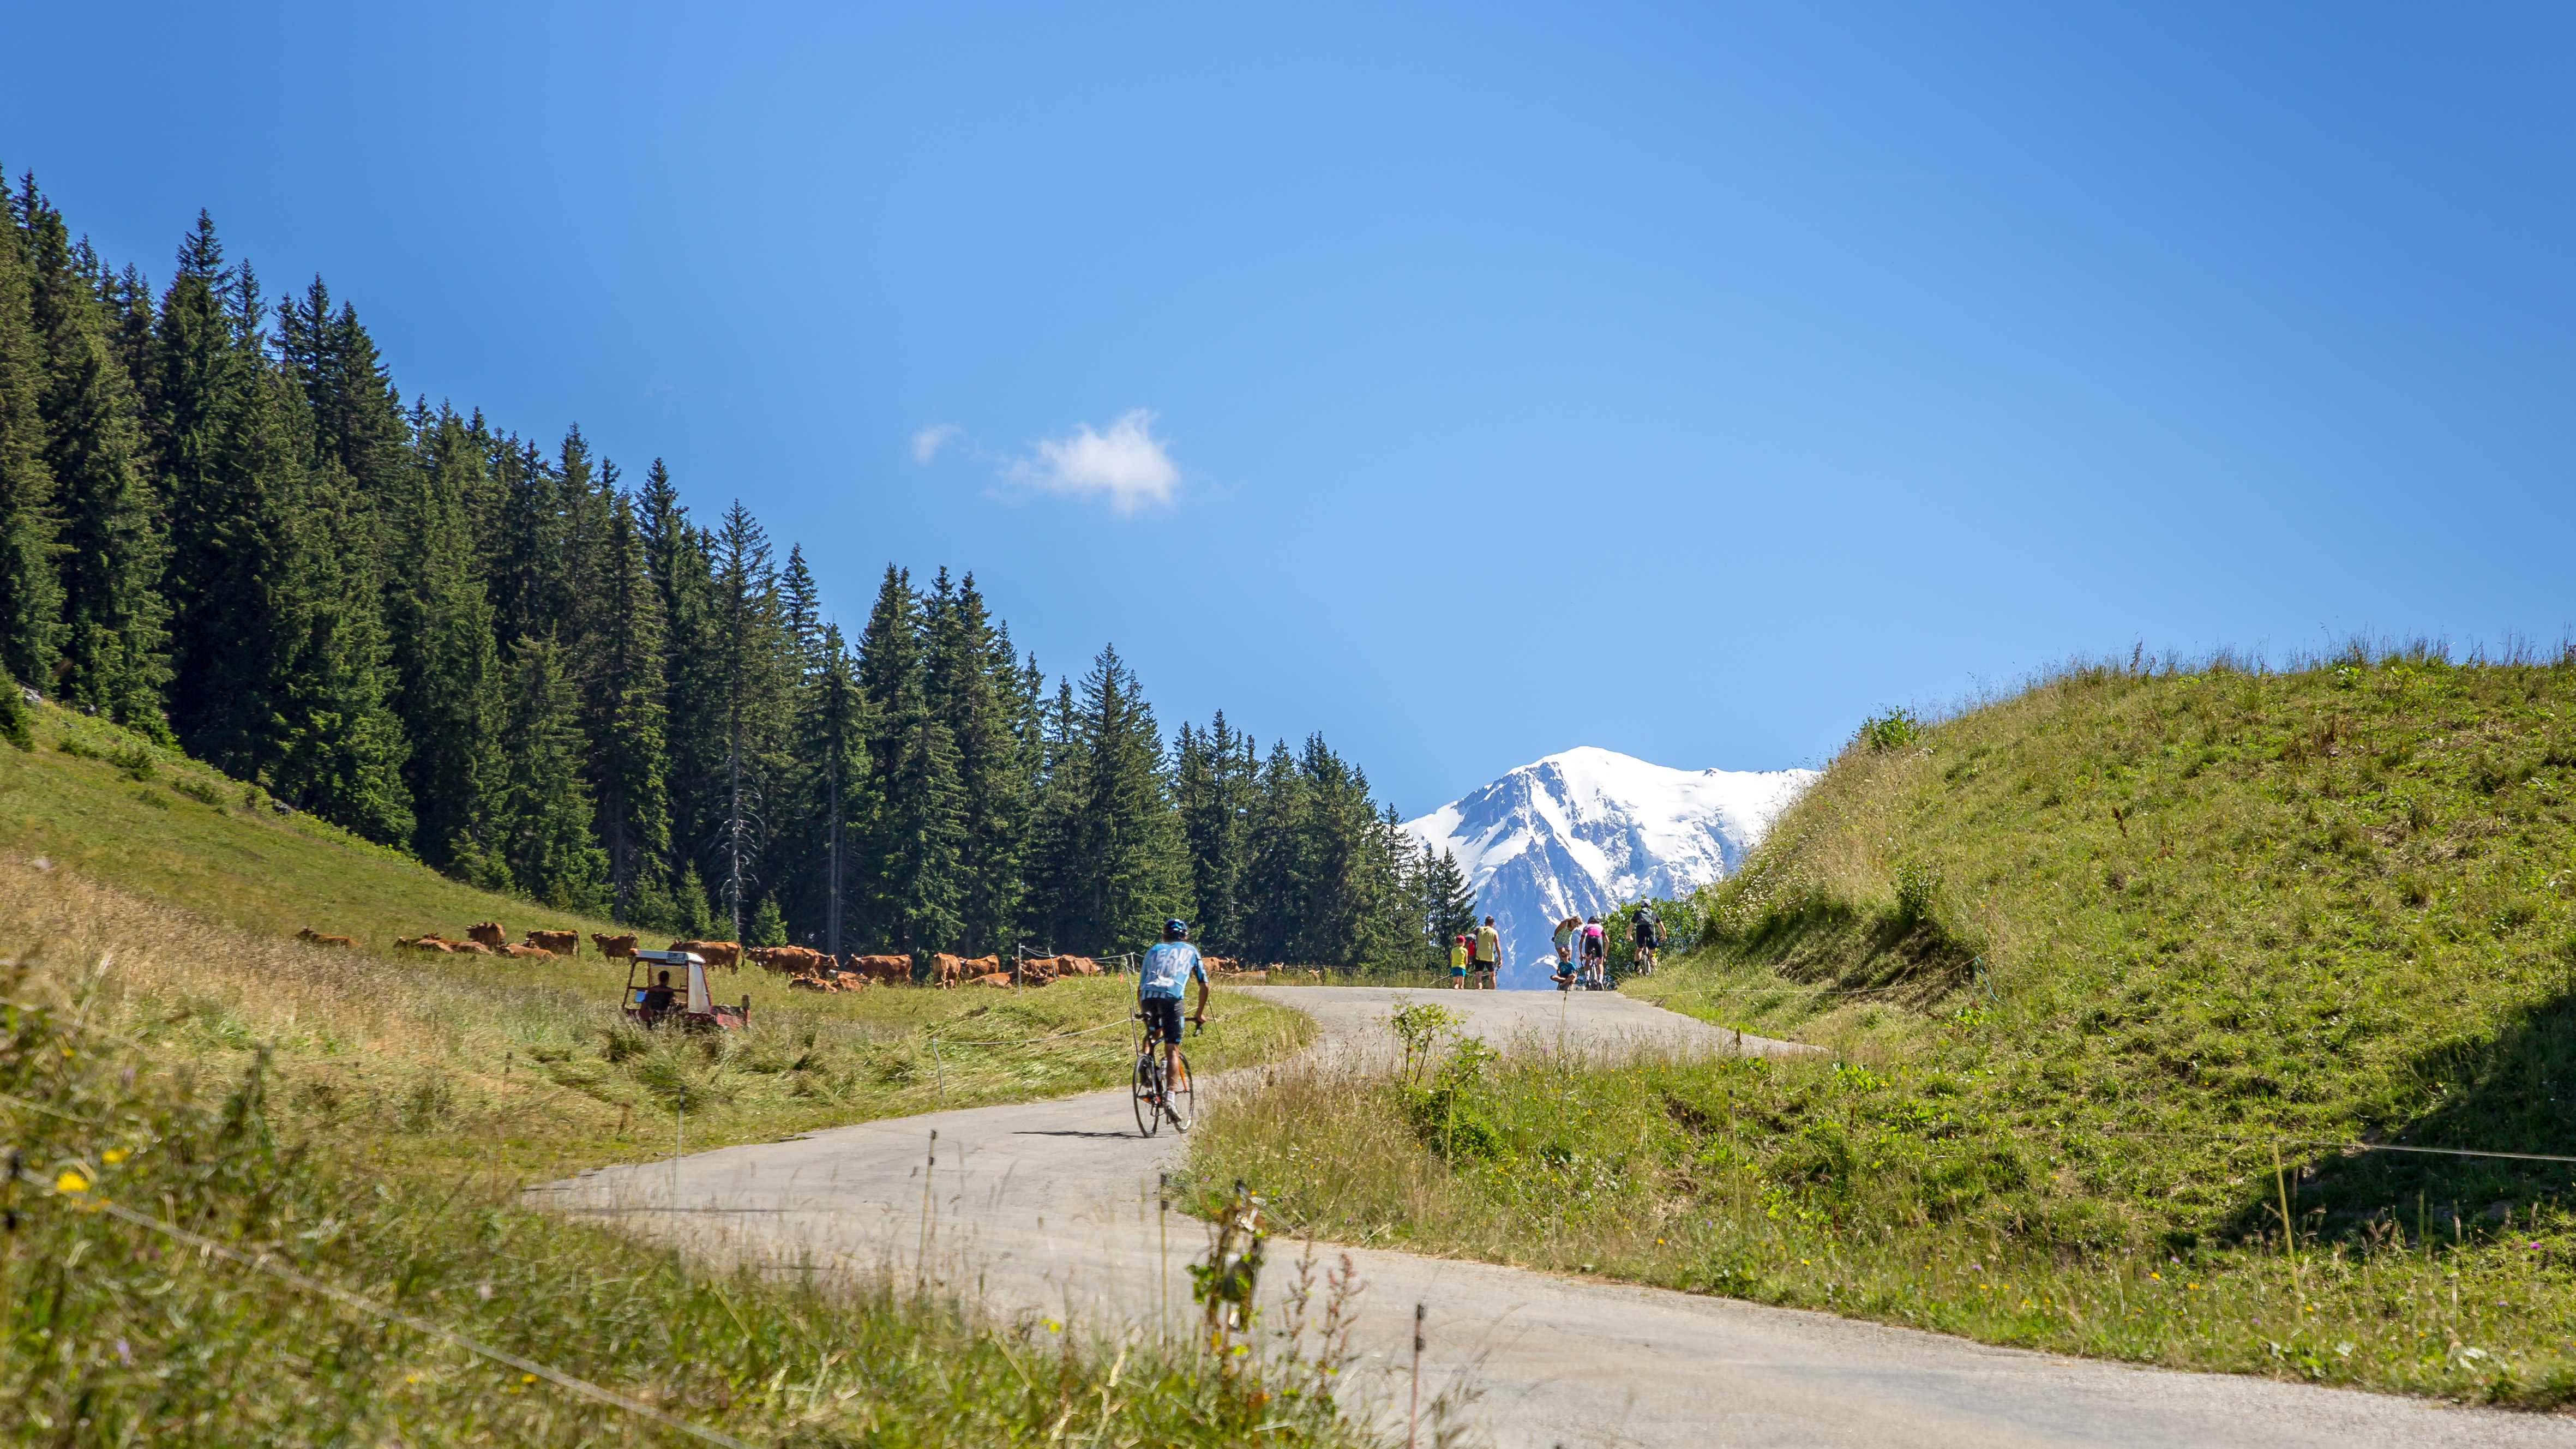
[157,215,303,775]
[1424,845,1478,960]
[749,894,788,948]
[857,566,962,956]
[1174,711,1255,954]
[20,182,166,729]
[787,623,873,954]
[0,180,63,689]
[389,404,501,870]
[267,452,414,843]
[706,501,787,939]
[584,487,671,923]
[490,636,608,911]
[672,862,714,940]
[926,570,1029,955]
[1240,738,1308,961]
[1053,645,1184,955]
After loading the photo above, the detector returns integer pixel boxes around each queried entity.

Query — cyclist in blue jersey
[1137,918,1210,1095]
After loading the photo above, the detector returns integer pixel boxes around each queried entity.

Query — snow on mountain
[1403,747,1817,989]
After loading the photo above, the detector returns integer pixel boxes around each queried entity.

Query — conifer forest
[0,180,1481,964]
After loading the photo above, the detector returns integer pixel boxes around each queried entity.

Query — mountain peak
[1404,748,1816,988]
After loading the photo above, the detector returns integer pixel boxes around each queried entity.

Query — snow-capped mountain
[1403,747,1817,989]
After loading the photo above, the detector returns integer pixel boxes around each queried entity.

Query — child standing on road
[1450,933,1470,989]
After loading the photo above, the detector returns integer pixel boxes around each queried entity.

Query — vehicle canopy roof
[632,948,705,965]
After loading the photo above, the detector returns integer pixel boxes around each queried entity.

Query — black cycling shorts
[1140,996,1185,1045]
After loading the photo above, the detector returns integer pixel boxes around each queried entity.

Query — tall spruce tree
[584,487,672,923]
[705,502,788,939]
[267,450,413,842]
[1173,712,1256,955]
[0,181,61,692]
[489,636,608,910]
[389,404,501,869]
[926,570,1028,956]
[856,565,962,957]
[1054,645,1184,955]
[20,182,165,727]
[788,623,873,954]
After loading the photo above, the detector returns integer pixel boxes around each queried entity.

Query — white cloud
[910,423,962,463]
[1004,410,1180,515]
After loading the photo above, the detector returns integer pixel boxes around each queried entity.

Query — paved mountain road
[531,987,2573,1447]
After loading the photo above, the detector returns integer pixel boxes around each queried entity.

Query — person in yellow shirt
[1449,933,1470,989]
[1474,916,1500,990]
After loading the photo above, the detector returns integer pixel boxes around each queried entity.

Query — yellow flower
[55,1170,88,1194]
[102,1149,127,1165]
[521,1374,537,1384]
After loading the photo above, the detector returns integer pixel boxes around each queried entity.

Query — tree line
[0,179,1481,963]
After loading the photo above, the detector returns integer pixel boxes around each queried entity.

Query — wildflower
[522,1374,537,1384]
[55,1170,87,1194]
[102,1149,127,1164]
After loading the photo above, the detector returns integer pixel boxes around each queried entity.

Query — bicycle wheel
[1131,1053,1161,1137]
[1163,1050,1194,1132]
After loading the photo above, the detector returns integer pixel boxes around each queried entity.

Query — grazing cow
[748,945,828,974]
[847,954,911,985]
[667,940,742,971]
[466,922,507,949]
[296,928,356,948]
[525,929,578,957]
[929,953,966,988]
[590,932,640,960]
[958,954,1001,974]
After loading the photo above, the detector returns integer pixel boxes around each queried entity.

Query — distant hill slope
[1405,746,1814,986]
[0,701,619,947]
[1641,651,2576,1252]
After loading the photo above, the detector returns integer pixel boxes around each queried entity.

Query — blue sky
[8,4,2571,814]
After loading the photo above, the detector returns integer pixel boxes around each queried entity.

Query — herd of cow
[301,919,1254,991]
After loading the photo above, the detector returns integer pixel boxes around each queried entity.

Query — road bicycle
[1129,1013,1198,1136]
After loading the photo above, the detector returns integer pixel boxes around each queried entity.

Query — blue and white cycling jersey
[1138,941,1206,999]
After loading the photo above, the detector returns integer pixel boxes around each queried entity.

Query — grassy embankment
[2,702,1345,1445]
[1192,649,2576,1405]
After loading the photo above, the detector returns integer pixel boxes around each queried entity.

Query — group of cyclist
[1551,903,1663,990]
[1128,904,1676,1122]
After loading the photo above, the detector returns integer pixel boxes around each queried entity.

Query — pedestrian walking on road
[1450,933,1470,989]
[1475,916,1501,990]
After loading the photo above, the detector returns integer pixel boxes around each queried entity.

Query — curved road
[532,987,2573,1448]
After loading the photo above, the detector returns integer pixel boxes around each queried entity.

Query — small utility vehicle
[622,948,749,1032]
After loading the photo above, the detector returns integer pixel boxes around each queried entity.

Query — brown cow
[1013,955,1061,986]
[1055,954,1102,976]
[847,954,911,985]
[958,954,1001,974]
[590,932,641,960]
[929,953,966,988]
[393,936,451,953]
[450,940,495,956]
[525,929,578,957]
[748,945,828,973]
[467,922,507,948]
[496,942,555,959]
[296,928,356,948]
[970,971,1013,988]
[668,940,742,971]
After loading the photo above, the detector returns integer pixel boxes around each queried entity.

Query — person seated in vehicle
[639,969,677,1024]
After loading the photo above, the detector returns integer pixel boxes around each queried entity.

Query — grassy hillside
[0,704,1348,1445]
[1194,649,2576,1404]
